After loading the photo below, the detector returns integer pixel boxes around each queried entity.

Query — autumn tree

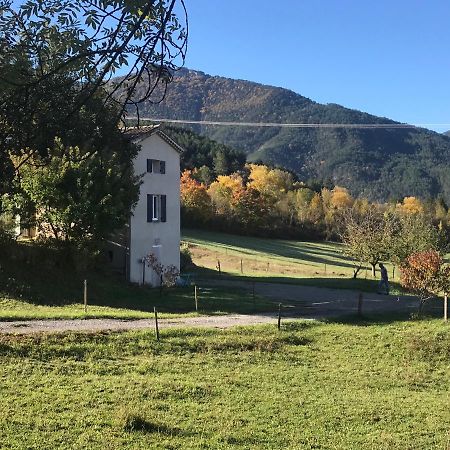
[247,164,293,201]
[208,174,243,217]
[180,170,212,224]
[400,250,450,316]
[398,197,424,215]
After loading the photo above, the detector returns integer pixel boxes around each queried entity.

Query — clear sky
[179,0,450,132]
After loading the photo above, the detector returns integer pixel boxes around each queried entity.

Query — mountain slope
[130,69,450,201]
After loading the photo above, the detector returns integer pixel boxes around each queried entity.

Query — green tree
[18,139,139,246]
[0,0,187,200]
[389,213,441,267]
[339,207,392,278]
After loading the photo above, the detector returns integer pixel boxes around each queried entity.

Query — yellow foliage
[398,196,424,215]
[246,164,293,197]
[331,186,353,209]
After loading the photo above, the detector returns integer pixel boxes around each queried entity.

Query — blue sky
[180,1,450,132]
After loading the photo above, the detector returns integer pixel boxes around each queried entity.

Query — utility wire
[126,117,450,129]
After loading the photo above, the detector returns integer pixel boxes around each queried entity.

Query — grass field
[1,320,449,449]
[0,247,275,320]
[182,229,403,292]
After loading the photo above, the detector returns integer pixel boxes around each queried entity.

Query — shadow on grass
[0,254,275,316]
[183,229,358,269]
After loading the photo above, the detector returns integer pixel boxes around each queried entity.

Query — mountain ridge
[130,68,450,202]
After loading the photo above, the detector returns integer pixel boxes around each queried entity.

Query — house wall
[129,133,181,285]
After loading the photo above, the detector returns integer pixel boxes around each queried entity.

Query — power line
[126,117,450,129]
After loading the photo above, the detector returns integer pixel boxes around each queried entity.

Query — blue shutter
[147,159,153,173]
[159,160,166,174]
[161,195,167,222]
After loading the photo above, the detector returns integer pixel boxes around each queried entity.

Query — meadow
[182,229,402,292]
[1,319,449,449]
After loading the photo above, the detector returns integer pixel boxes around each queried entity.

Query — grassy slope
[182,229,402,293]
[1,320,449,449]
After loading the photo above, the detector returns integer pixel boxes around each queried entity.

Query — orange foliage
[180,170,212,220]
[400,250,450,299]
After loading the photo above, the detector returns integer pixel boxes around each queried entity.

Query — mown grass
[182,229,404,293]
[0,320,449,449]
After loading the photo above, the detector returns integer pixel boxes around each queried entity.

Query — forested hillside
[129,69,450,202]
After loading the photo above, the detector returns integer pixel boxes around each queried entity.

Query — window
[146,159,166,174]
[147,194,167,222]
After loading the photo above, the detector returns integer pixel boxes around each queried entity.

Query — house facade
[109,126,182,286]
[128,127,182,285]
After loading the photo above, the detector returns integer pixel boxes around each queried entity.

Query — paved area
[201,279,423,318]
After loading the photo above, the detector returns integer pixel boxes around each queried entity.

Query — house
[109,125,183,286]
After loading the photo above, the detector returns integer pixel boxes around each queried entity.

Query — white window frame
[152,195,159,221]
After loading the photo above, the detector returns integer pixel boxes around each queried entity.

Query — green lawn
[1,319,449,449]
[182,229,403,292]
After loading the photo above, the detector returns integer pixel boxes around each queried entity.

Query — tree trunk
[371,263,376,277]
[353,265,362,279]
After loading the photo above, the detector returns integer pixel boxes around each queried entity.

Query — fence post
[154,307,160,341]
[324,263,327,275]
[217,260,221,275]
[357,293,363,317]
[83,279,88,313]
[444,293,448,322]
[194,285,198,312]
[277,303,282,330]
[240,259,243,274]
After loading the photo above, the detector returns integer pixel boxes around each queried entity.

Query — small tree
[400,250,450,317]
[339,207,391,278]
[144,253,180,288]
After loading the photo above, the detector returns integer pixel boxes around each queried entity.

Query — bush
[180,243,193,272]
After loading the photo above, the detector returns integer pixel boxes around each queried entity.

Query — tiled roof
[124,125,184,154]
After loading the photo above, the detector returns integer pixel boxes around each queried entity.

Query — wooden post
[83,279,87,313]
[444,293,448,322]
[154,307,160,341]
[240,259,243,274]
[392,266,395,280]
[194,285,198,312]
[324,263,327,275]
[357,293,363,317]
[277,303,282,330]
[267,262,269,273]
[217,260,221,275]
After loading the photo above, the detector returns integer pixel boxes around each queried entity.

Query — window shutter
[159,160,166,174]
[147,159,153,173]
[161,195,167,222]
[147,194,153,222]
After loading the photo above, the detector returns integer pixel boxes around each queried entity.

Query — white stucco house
[108,125,183,286]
